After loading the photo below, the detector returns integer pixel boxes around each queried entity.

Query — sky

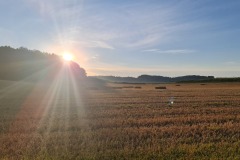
[1,0,240,77]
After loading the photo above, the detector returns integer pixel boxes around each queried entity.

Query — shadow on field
[0,64,95,159]
[0,80,35,133]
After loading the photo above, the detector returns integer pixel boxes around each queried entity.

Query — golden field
[1,80,240,159]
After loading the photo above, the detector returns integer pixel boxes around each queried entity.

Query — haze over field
[1,0,240,77]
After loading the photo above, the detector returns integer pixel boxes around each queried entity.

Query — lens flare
[63,53,73,61]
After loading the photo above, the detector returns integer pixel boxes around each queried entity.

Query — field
[1,79,240,159]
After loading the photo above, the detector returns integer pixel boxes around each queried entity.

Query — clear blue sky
[1,0,240,77]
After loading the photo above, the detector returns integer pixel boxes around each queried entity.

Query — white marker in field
[169,97,174,106]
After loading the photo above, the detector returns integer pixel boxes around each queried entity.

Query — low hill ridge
[93,75,215,83]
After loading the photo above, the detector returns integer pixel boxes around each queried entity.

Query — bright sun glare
[63,53,73,61]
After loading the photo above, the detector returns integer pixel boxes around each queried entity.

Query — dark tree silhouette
[0,46,87,81]
[69,61,87,78]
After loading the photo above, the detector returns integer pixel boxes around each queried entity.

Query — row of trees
[94,75,215,83]
[0,46,86,81]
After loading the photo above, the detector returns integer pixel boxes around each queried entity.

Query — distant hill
[92,75,215,83]
[0,46,86,81]
[179,77,240,83]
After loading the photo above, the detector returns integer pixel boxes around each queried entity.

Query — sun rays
[3,61,88,154]
[37,63,87,132]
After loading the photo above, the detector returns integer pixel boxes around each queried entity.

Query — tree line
[0,46,86,81]
[93,75,215,83]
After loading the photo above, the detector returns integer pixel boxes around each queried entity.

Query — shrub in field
[155,86,167,89]
[135,86,142,89]
[111,87,123,89]
[123,86,134,88]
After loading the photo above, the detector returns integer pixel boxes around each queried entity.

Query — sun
[63,53,73,61]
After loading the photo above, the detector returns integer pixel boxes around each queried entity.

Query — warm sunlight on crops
[1,82,240,159]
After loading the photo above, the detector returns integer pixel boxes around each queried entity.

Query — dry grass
[1,81,240,159]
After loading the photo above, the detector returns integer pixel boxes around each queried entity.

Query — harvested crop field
[1,81,240,159]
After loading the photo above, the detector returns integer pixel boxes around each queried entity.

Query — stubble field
[1,80,240,159]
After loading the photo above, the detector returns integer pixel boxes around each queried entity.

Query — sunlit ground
[1,66,240,159]
[0,63,89,159]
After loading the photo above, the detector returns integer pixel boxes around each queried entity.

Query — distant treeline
[179,77,240,83]
[0,46,86,81]
[92,75,215,83]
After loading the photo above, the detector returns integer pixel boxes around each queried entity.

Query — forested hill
[93,75,215,83]
[0,46,86,81]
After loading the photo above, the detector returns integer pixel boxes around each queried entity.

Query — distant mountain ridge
[92,75,215,83]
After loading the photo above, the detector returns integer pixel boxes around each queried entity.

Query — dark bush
[155,86,167,89]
